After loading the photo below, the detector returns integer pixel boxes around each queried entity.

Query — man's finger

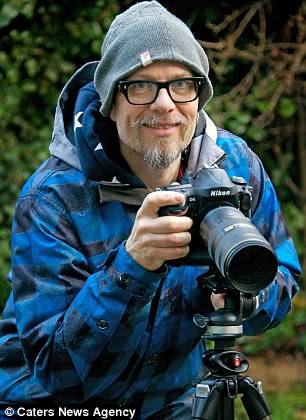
[138,190,185,218]
[149,216,193,234]
[142,231,192,248]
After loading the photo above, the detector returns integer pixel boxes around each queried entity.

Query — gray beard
[142,139,181,169]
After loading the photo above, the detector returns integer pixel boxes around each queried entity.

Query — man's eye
[172,80,192,90]
[130,82,152,92]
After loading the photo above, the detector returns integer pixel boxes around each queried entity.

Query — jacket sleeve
[239,145,301,335]
[12,189,166,401]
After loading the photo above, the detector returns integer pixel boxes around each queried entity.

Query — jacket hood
[49,62,225,187]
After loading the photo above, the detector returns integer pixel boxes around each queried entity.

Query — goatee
[143,137,181,169]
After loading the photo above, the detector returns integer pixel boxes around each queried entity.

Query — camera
[158,167,278,293]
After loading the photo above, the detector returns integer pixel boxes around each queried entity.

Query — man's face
[110,62,199,169]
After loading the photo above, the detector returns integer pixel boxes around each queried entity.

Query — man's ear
[109,105,116,122]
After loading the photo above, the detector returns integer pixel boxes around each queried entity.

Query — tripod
[191,271,272,420]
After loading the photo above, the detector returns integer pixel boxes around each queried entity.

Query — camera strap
[98,184,149,206]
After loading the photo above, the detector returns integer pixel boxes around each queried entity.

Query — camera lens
[200,206,278,293]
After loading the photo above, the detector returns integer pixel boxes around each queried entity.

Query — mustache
[130,115,188,128]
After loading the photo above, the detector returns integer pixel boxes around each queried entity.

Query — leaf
[0,4,19,28]
[278,97,297,119]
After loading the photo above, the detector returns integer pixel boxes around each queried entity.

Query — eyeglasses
[117,77,205,105]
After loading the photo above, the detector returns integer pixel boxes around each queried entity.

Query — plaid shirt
[0,65,301,419]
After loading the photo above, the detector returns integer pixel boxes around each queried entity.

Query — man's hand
[126,190,193,271]
[210,293,226,310]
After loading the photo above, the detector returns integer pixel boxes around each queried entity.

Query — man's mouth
[143,123,179,129]
[142,123,179,136]
[131,113,187,127]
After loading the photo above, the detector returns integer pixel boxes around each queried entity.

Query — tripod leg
[215,378,236,420]
[192,382,222,420]
[192,380,236,420]
[216,396,234,420]
[239,377,272,420]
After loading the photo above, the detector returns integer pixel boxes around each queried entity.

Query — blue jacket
[0,62,301,418]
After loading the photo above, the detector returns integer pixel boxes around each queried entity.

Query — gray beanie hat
[94,0,213,117]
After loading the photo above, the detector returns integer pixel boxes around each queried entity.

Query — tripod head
[193,266,257,376]
[194,265,258,338]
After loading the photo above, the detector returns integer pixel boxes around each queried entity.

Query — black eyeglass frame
[117,77,206,105]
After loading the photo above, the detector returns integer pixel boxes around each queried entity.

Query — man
[0,1,301,419]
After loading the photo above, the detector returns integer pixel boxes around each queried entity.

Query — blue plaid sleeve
[12,187,166,401]
[244,153,300,334]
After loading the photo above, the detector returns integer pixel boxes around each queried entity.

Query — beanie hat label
[140,51,153,67]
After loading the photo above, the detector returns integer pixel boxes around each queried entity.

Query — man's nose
[149,88,176,112]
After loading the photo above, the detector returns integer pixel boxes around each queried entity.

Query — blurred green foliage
[266,388,306,420]
[0,1,305,358]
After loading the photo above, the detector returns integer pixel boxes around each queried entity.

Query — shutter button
[96,319,109,330]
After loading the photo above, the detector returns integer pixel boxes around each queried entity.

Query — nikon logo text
[210,190,231,197]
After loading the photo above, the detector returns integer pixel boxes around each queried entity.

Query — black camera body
[158,169,252,222]
[158,168,278,293]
